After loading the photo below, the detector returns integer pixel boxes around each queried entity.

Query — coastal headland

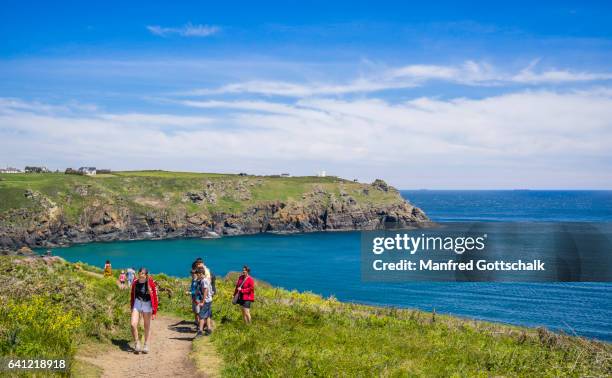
[0,171,430,250]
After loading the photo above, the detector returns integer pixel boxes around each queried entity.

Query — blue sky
[1,1,612,188]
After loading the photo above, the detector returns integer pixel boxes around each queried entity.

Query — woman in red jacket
[233,265,255,324]
[130,267,159,354]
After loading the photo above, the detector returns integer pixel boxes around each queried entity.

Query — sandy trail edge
[78,315,208,377]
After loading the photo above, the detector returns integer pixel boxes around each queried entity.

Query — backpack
[190,278,199,298]
[210,273,217,296]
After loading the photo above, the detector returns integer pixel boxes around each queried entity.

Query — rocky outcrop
[0,179,430,250]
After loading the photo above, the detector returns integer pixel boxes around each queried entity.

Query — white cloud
[179,60,612,97]
[185,78,414,97]
[146,23,220,37]
[391,64,459,80]
[512,69,612,84]
[99,113,213,128]
[1,89,611,188]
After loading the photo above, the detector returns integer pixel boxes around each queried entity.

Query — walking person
[126,267,135,287]
[190,269,201,327]
[195,267,213,337]
[193,258,211,281]
[103,260,112,278]
[233,265,254,324]
[119,270,127,289]
[191,257,203,271]
[130,267,159,354]
[195,258,217,296]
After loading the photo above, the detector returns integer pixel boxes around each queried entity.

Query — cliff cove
[0,171,431,250]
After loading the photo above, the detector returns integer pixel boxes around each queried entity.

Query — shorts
[133,298,152,313]
[192,302,201,314]
[198,301,212,319]
[237,298,252,309]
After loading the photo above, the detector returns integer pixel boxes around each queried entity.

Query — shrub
[0,296,81,360]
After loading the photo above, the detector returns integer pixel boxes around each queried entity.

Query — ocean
[48,190,612,341]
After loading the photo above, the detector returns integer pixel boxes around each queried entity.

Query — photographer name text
[372,259,545,271]
[370,233,545,272]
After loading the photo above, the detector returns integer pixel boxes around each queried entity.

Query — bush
[0,256,131,376]
[0,296,81,360]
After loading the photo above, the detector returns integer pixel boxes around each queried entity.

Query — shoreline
[27,243,612,343]
[5,221,435,251]
[18,253,612,345]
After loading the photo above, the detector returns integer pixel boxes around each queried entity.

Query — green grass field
[0,171,400,222]
[198,277,612,377]
[0,256,131,377]
[0,256,610,377]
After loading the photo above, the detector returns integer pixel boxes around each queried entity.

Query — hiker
[190,269,201,326]
[195,267,213,337]
[191,257,203,271]
[233,265,254,324]
[130,267,159,354]
[193,258,211,280]
[119,270,127,289]
[198,259,217,294]
[103,260,112,278]
[193,258,217,295]
[126,267,135,287]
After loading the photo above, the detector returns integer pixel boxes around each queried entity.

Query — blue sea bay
[48,190,612,341]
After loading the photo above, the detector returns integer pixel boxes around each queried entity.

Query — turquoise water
[49,191,612,341]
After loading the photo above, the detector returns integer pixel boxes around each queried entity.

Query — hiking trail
[78,315,221,377]
[75,268,222,377]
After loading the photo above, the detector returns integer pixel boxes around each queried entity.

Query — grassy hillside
[1,256,609,377]
[0,171,399,221]
[187,276,612,377]
[0,256,130,377]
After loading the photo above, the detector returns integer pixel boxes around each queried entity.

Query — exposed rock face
[0,180,430,250]
[372,179,391,192]
[185,180,255,204]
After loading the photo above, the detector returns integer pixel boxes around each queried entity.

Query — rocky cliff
[0,172,430,249]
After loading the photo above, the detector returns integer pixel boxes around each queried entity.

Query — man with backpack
[193,258,216,297]
[190,258,216,331]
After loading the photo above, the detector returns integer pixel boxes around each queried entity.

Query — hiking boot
[195,330,203,338]
[134,341,141,354]
[142,343,149,354]
[204,329,212,336]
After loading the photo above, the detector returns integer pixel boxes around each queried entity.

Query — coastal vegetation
[0,255,130,376]
[0,171,398,216]
[0,171,429,250]
[0,255,609,377]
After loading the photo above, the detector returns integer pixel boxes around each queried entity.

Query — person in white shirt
[195,268,213,337]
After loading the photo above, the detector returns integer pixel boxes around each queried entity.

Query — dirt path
[75,268,221,377]
[79,315,208,377]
